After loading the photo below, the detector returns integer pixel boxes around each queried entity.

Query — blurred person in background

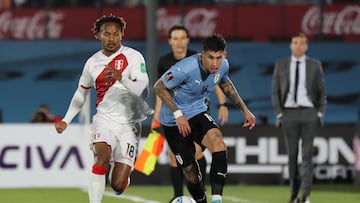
[31,104,62,123]
[55,14,152,203]
[271,32,326,203]
[152,24,229,202]
[154,33,256,203]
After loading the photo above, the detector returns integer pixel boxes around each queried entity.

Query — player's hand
[176,116,191,137]
[242,109,256,130]
[218,105,229,126]
[105,65,122,82]
[55,121,68,134]
[151,119,161,129]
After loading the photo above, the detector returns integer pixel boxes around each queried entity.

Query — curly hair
[91,14,126,39]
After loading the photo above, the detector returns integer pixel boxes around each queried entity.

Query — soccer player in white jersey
[154,34,256,203]
[55,14,152,203]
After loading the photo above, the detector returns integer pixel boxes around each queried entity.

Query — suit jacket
[271,56,327,116]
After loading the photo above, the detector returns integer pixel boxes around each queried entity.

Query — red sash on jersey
[95,54,129,106]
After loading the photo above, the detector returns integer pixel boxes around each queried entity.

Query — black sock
[197,156,207,186]
[186,177,206,203]
[170,166,184,197]
[210,151,227,195]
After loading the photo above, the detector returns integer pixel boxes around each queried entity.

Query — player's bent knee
[110,178,126,191]
[182,162,202,184]
[203,130,227,152]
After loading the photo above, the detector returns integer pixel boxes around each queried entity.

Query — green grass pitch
[0,184,359,203]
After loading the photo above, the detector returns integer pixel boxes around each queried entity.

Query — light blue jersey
[160,53,230,126]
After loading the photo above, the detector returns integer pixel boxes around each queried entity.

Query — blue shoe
[212,200,222,203]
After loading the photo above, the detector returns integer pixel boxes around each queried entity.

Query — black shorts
[163,112,220,167]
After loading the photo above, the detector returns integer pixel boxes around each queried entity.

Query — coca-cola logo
[157,8,217,38]
[0,10,64,39]
[302,5,360,35]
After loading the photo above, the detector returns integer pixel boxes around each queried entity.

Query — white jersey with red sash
[63,45,152,125]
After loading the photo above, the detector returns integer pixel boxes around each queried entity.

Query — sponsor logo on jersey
[165,71,174,82]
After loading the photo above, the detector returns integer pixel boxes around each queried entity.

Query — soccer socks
[211,194,222,203]
[210,151,227,196]
[88,165,107,203]
[170,166,184,197]
[197,156,207,186]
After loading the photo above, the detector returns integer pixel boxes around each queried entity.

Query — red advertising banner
[0,4,359,41]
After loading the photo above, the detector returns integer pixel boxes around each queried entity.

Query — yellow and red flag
[134,129,165,175]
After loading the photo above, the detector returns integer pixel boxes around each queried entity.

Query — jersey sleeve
[62,62,92,124]
[220,59,231,83]
[79,60,94,88]
[120,51,149,99]
[160,64,187,89]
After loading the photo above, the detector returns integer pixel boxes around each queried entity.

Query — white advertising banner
[0,124,92,188]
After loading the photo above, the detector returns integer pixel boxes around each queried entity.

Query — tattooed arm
[154,79,179,113]
[219,80,248,113]
[154,79,191,136]
[219,79,256,129]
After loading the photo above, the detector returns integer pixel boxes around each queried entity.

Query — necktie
[294,61,300,103]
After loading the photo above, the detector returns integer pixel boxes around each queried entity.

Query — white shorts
[90,115,142,167]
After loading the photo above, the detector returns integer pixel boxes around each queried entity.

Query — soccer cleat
[288,194,298,203]
[298,195,310,203]
[114,177,130,195]
[211,200,222,203]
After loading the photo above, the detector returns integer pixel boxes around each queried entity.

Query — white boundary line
[223,195,269,203]
[80,188,161,203]
[81,188,269,203]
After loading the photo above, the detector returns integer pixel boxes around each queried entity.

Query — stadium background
[0,1,360,189]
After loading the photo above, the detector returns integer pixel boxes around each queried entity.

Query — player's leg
[88,118,118,203]
[89,142,112,203]
[201,128,227,203]
[169,147,184,200]
[109,162,131,194]
[192,112,227,203]
[163,125,207,203]
[194,143,207,186]
[110,122,141,195]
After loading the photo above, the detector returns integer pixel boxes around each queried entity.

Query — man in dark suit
[271,32,327,203]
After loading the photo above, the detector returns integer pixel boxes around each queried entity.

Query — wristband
[173,110,183,119]
[219,103,228,107]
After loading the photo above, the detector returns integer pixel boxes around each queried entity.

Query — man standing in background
[271,32,327,203]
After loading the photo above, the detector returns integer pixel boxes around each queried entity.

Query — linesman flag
[134,129,165,175]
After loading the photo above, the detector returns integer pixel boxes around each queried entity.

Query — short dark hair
[92,14,126,38]
[202,33,226,52]
[292,32,308,42]
[168,24,189,39]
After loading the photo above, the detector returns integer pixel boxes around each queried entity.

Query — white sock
[212,194,222,202]
[88,173,105,203]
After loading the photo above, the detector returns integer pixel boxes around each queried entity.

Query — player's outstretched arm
[214,85,228,126]
[219,80,256,129]
[55,121,68,134]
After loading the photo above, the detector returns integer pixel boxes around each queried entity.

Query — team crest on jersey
[114,60,123,70]
[214,73,220,83]
[165,71,174,82]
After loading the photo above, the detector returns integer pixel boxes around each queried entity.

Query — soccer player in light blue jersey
[154,34,256,203]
